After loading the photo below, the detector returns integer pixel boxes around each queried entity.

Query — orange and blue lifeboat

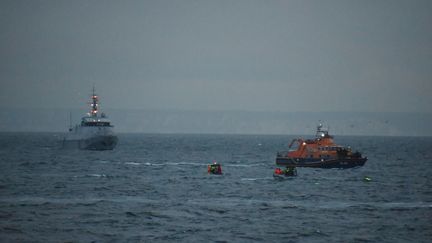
[276,124,367,169]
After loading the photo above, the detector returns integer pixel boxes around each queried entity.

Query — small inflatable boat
[273,167,297,179]
[208,162,222,175]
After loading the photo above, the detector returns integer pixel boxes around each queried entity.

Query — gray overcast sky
[0,0,431,113]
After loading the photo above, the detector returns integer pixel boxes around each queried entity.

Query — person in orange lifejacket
[274,167,283,175]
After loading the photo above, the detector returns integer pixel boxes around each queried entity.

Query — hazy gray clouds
[1,0,431,112]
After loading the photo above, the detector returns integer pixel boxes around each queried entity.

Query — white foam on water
[86,174,107,177]
[240,177,272,181]
[125,162,141,166]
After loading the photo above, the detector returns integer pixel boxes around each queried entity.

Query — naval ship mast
[90,86,99,117]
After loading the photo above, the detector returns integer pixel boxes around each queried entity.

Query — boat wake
[240,177,273,181]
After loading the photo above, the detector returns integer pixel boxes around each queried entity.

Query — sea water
[0,133,431,242]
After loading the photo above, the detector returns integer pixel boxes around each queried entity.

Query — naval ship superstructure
[64,88,118,150]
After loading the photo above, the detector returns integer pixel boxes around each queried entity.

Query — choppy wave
[1,133,431,242]
[1,196,431,212]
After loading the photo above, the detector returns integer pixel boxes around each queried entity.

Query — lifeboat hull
[276,157,367,169]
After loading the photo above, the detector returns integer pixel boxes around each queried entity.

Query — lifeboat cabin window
[289,142,300,151]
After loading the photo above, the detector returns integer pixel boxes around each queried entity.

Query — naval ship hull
[63,135,118,150]
[276,157,367,169]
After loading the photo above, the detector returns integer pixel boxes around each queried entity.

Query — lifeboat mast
[316,122,332,139]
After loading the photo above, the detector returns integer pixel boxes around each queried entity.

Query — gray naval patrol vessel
[64,87,118,150]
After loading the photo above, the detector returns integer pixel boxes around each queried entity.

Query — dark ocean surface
[0,133,431,242]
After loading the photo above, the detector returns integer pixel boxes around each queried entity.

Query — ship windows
[82,121,111,127]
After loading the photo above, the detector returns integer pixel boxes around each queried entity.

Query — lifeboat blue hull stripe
[276,157,367,169]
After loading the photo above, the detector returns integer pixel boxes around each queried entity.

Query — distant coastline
[0,108,431,136]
